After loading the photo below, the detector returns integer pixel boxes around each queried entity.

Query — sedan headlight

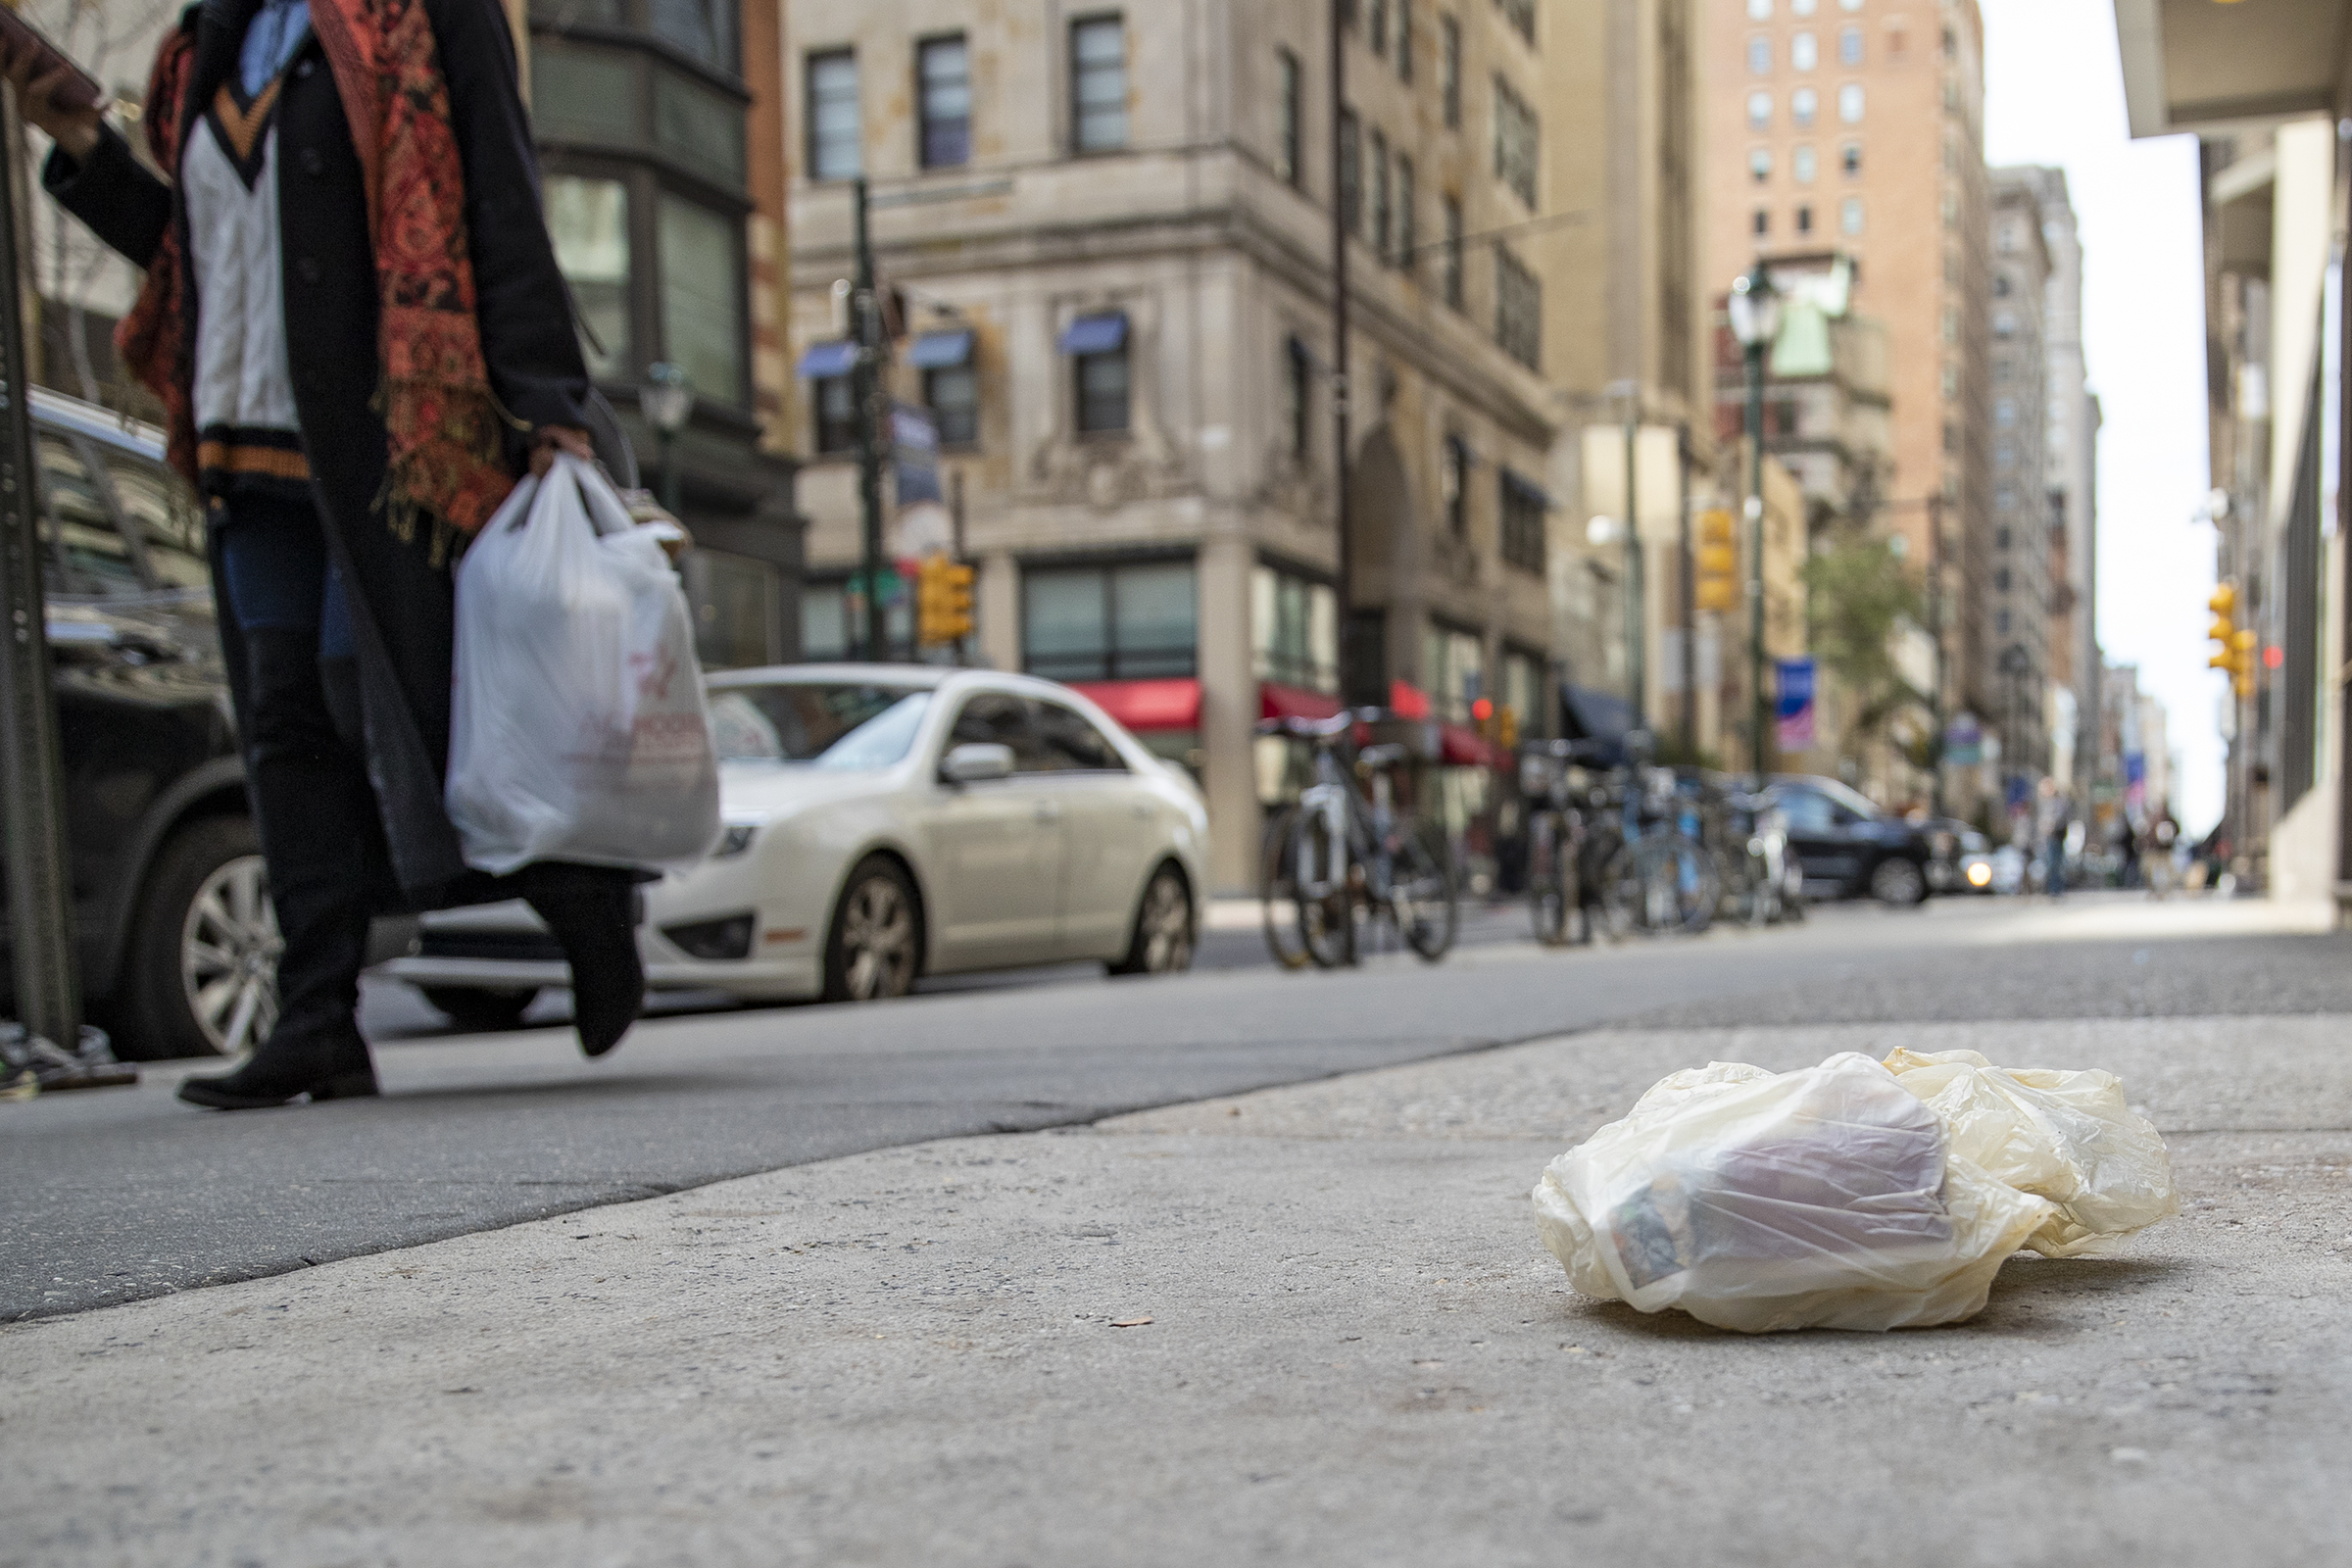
[1966,860,1993,888]
[712,822,761,858]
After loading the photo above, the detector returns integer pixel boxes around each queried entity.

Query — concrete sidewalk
[5,1014,2349,1566]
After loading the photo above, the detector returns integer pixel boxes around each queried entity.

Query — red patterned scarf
[118,0,518,551]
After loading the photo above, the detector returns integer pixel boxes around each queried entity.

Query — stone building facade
[1985,170,2052,789]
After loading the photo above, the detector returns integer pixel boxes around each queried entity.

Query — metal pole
[0,106,82,1053]
[659,431,681,516]
[1624,411,1644,733]
[1928,494,1948,818]
[1677,424,1694,759]
[1744,342,1768,784]
[1330,0,1357,704]
[852,176,888,664]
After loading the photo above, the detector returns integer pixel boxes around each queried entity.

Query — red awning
[1069,677,1202,733]
[1258,682,1345,722]
[1389,680,1432,720]
[1439,723,1495,768]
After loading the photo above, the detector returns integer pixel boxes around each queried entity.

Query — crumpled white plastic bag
[1532,1053,2056,1333]
[1881,1048,2179,1256]
[447,454,720,875]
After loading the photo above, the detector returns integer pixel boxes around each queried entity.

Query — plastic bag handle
[552,451,639,539]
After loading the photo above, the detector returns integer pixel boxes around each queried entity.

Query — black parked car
[0,389,272,1061]
[1768,775,1934,906]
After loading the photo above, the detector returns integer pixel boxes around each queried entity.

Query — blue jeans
[218,493,354,657]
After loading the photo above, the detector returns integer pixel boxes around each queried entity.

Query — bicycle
[1258,710,1459,968]
[1521,739,1611,948]
[1714,783,1802,928]
[1591,740,1718,939]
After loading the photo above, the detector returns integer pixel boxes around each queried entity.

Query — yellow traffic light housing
[916,556,975,647]
[1694,509,1739,613]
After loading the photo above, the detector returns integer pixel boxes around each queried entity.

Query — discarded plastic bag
[447,453,720,874]
[1881,1048,2179,1257]
[1532,1053,2054,1333]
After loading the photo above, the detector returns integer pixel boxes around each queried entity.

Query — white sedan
[383,665,1210,1028]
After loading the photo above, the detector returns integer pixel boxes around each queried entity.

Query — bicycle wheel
[1601,835,1719,938]
[1292,807,1356,970]
[1258,807,1314,970]
[1528,813,1573,947]
[1388,816,1459,961]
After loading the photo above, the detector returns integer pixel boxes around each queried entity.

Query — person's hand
[1,42,103,162]
[528,425,594,477]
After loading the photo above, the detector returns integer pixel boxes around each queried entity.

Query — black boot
[179,627,384,1111]
[519,861,644,1057]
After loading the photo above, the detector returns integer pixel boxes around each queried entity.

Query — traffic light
[916,556,975,647]
[1694,509,1739,612]
[1496,704,1520,751]
[2208,582,2254,699]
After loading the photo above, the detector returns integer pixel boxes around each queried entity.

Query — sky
[1979,0,2222,833]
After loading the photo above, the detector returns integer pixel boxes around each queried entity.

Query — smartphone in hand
[0,13,107,114]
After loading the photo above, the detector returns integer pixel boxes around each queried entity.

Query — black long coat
[46,0,589,904]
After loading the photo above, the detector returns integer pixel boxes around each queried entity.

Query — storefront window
[1251,564,1338,692]
[684,548,780,668]
[1421,623,1485,722]
[1023,560,1197,682]
[545,175,631,382]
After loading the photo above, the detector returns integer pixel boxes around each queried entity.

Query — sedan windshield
[710,683,931,769]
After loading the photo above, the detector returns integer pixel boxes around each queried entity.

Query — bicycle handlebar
[1252,706,1390,741]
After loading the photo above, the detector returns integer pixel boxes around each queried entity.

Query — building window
[1841,141,1862,176]
[1795,204,1813,234]
[1278,48,1302,186]
[1396,156,1417,273]
[1499,470,1545,574]
[1442,434,1470,536]
[1397,0,1414,81]
[1790,31,1817,71]
[1791,86,1818,127]
[1493,74,1539,206]
[1791,144,1816,183]
[1753,208,1770,236]
[1368,0,1388,55]
[1995,609,2011,636]
[658,193,745,406]
[1996,524,2013,549]
[1749,147,1773,183]
[1423,623,1485,722]
[1339,109,1362,234]
[909,329,980,446]
[1838,82,1865,122]
[1060,313,1131,434]
[1994,567,2011,594]
[1747,35,1772,74]
[1252,564,1339,692]
[1286,337,1313,461]
[1841,0,1863,9]
[534,0,739,73]
[1840,196,1863,234]
[1793,0,1816,13]
[1495,0,1534,45]
[1025,560,1199,682]
[1746,90,1772,130]
[1071,15,1127,154]
[545,175,630,381]
[1443,195,1465,310]
[813,373,856,454]
[1747,0,1772,18]
[1993,309,2018,338]
[806,49,859,181]
[1994,397,2017,427]
[917,35,971,169]
[1495,245,1540,370]
[1371,128,1392,261]
[1839,25,1864,64]
[1441,16,1462,125]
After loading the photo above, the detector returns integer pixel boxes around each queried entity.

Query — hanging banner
[891,403,942,507]
[1944,711,1984,766]
[1775,656,1817,753]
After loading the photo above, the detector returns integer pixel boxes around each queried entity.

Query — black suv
[0,389,269,1061]
[1769,774,1935,906]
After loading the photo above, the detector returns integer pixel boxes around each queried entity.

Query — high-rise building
[1704,0,1991,803]
[1986,171,2053,783]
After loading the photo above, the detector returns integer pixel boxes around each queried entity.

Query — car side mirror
[941,742,1015,785]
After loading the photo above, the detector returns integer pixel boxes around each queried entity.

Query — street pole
[1624,407,1644,735]
[1677,424,1695,759]
[1927,494,1948,818]
[0,105,83,1054]
[1743,341,1768,785]
[852,176,889,664]
[1329,0,1357,706]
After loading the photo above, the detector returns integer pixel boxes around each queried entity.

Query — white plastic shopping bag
[446,453,720,874]
[1532,1054,2055,1333]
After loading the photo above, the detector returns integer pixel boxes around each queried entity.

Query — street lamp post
[641,362,694,517]
[1726,264,1781,786]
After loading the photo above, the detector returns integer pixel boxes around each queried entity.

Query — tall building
[783,0,1703,892]
[1986,170,2052,787]
[1705,0,1991,804]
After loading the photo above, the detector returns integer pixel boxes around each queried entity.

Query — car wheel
[1870,856,1929,907]
[1111,863,1194,976]
[823,856,922,1003]
[419,986,540,1033]
[113,816,279,1060]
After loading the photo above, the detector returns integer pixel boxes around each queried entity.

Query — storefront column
[977,550,1020,673]
[1198,531,1258,896]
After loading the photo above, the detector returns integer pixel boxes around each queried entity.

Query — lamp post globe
[642,362,694,514]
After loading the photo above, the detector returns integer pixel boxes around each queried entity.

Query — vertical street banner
[891,403,942,507]
[1775,656,1816,753]
[2125,751,2147,814]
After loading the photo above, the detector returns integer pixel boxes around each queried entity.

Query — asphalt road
[4,895,2344,1322]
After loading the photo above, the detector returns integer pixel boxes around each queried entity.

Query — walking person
[6,0,645,1108]
[2034,777,2070,902]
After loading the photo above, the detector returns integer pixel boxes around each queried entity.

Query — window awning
[1501,470,1552,509]
[907,329,974,370]
[1057,312,1128,356]
[1439,723,1496,769]
[795,340,858,379]
[1070,677,1201,733]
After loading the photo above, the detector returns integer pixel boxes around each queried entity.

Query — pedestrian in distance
[5,0,646,1108]
[2034,777,2069,902]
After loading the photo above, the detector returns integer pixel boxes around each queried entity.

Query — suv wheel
[1870,855,1929,907]
[115,816,280,1060]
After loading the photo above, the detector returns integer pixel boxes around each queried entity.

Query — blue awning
[1057,312,1128,356]
[907,329,974,369]
[1501,469,1553,509]
[795,340,858,379]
